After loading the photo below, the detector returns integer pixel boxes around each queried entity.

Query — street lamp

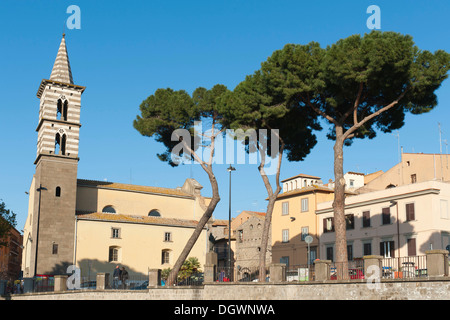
[227,165,236,278]
[34,184,47,276]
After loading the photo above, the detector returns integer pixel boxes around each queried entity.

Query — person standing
[113,265,121,289]
[120,267,129,289]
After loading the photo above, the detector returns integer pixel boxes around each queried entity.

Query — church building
[21,35,209,279]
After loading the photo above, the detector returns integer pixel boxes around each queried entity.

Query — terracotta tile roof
[281,173,321,182]
[275,185,357,200]
[240,210,266,217]
[211,219,229,226]
[76,212,202,228]
[77,179,193,198]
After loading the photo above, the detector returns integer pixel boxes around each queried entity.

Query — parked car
[129,281,148,290]
[330,268,364,280]
[80,280,96,290]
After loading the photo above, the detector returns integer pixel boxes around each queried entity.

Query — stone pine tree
[257,31,450,279]
[219,71,321,281]
[134,85,230,285]
[0,200,17,247]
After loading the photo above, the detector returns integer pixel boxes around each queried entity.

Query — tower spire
[49,35,73,84]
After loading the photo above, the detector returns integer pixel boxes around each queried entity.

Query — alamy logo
[170,122,281,175]
[66,265,81,289]
[366,5,381,30]
[66,5,81,30]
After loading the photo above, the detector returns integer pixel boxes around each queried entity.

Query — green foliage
[133,85,231,166]
[0,200,17,247]
[259,30,450,142]
[161,257,202,281]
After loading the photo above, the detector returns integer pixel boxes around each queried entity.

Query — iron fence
[162,272,204,286]
[329,259,365,280]
[33,275,54,292]
[214,266,270,282]
[286,265,315,282]
[381,255,427,279]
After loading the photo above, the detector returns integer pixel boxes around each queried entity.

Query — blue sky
[0,0,449,230]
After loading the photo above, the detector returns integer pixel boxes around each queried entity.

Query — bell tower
[29,34,85,275]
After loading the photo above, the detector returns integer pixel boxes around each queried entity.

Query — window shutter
[382,207,390,225]
[379,242,385,257]
[363,211,370,227]
[389,241,395,258]
[407,238,416,256]
[406,203,415,221]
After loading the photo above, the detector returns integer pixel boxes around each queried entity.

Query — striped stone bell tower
[30,34,85,276]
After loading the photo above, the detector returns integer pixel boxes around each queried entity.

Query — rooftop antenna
[439,122,444,181]
[444,139,449,170]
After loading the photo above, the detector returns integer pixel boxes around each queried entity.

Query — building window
[161,250,170,264]
[280,256,289,268]
[406,203,415,221]
[309,247,317,264]
[349,179,354,188]
[149,209,161,217]
[103,206,116,214]
[363,242,372,256]
[347,244,353,261]
[55,186,61,197]
[362,211,371,228]
[238,230,243,243]
[345,214,355,230]
[109,246,120,262]
[380,241,395,258]
[52,243,58,255]
[382,207,391,225]
[411,174,417,184]
[282,202,289,215]
[57,99,68,121]
[323,217,334,233]
[111,228,120,239]
[301,227,309,241]
[326,246,334,262]
[164,232,172,242]
[407,238,417,256]
[282,229,289,243]
[301,198,309,212]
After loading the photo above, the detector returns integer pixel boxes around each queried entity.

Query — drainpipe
[73,215,78,267]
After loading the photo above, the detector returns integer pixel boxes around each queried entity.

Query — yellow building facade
[272,183,334,268]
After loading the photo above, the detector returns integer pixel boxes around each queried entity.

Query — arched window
[63,100,68,121]
[55,132,66,155]
[57,99,62,120]
[102,206,116,214]
[108,246,121,262]
[148,209,161,217]
[55,133,61,155]
[55,186,61,197]
[57,99,68,121]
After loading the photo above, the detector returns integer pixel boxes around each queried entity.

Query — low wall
[6,277,450,300]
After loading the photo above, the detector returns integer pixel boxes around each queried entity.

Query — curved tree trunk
[167,168,220,285]
[333,125,349,280]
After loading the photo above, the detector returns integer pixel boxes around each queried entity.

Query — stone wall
[7,278,450,300]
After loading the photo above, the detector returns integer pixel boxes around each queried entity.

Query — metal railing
[215,267,270,282]
[381,255,427,279]
[162,272,204,286]
[329,260,365,280]
[286,265,315,282]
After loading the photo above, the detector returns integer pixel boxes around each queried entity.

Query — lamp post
[227,165,236,279]
[34,184,47,276]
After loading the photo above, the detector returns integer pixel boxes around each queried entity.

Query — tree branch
[342,88,409,141]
